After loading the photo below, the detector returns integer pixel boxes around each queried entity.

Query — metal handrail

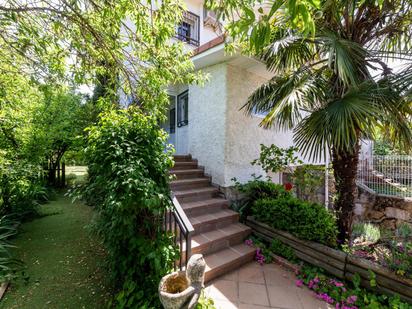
[164,192,194,270]
[175,10,200,46]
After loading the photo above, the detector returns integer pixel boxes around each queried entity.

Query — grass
[0,193,112,309]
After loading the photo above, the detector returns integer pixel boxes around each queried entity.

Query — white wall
[188,63,227,185]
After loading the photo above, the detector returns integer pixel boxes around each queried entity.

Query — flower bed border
[246,216,412,303]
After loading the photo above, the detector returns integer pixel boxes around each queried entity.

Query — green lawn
[0,193,112,309]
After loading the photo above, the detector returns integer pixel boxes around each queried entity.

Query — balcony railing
[175,11,200,47]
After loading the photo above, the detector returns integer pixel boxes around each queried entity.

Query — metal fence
[357,155,412,198]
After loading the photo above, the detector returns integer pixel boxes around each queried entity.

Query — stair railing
[164,193,194,270]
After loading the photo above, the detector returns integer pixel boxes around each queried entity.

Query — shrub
[0,157,45,218]
[231,176,290,221]
[74,109,178,307]
[252,196,338,247]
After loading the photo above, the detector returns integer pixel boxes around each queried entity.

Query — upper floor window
[175,11,200,46]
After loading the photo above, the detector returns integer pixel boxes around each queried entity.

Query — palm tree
[243,0,412,241]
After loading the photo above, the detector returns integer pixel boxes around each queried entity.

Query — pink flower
[335,282,344,287]
[245,239,253,246]
[346,295,357,304]
[295,279,304,287]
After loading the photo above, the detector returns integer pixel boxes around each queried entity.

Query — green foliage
[384,224,412,278]
[221,0,412,240]
[195,292,216,309]
[231,176,290,221]
[0,155,46,218]
[297,265,412,309]
[269,238,297,263]
[0,215,24,283]
[352,223,381,244]
[251,144,302,174]
[252,196,338,246]
[74,109,178,308]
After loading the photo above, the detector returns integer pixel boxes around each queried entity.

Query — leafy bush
[231,176,290,220]
[269,238,297,263]
[0,215,24,283]
[252,196,338,247]
[385,224,412,278]
[352,222,381,244]
[74,109,178,307]
[0,156,45,218]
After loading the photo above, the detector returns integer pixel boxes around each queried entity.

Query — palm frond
[259,29,315,73]
[243,68,328,130]
[294,85,379,160]
[318,32,369,86]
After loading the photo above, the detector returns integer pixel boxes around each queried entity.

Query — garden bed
[246,216,412,303]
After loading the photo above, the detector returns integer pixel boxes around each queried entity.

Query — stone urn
[159,254,206,309]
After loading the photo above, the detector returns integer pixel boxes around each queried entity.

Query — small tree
[210,0,412,241]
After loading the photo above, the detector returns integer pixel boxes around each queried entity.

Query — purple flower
[346,295,357,304]
[295,279,304,287]
[245,239,253,246]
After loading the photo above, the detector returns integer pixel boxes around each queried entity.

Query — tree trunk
[331,143,360,243]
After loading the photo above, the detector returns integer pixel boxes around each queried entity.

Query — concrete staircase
[170,155,255,282]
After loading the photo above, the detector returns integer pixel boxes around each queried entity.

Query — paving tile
[214,299,239,309]
[221,269,238,281]
[238,263,265,284]
[205,279,238,302]
[238,303,271,308]
[263,266,295,287]
[266,283,303,309]
[297,289,331,309]
[239,282,270,307]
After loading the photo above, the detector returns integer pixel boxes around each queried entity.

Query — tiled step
[204,244,256,282]
[170,168,205,180]
[174,187,219,203]
[174,154,192,162]
[190,209,239,235]
[181,198,229,216]
[171,177,210,190]
[183,223,251,257]
[173,161,198,170]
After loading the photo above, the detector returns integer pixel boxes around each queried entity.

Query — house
[163,0,310,192]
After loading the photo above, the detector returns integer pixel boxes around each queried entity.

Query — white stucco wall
[188,63,227,185]
[223,65,292,186]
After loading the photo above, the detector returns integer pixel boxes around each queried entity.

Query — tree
[211,0,412,241]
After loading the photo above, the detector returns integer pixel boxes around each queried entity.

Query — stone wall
[354,187,412,230]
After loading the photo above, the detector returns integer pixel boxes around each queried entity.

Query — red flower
[284,182,293,191]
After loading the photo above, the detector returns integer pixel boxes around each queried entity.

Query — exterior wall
[187,63,227,185]
[223,64,298,187]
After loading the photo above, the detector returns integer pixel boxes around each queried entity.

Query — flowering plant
[296,265,411,309]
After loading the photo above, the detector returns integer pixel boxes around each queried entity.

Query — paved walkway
[205,262,331,309]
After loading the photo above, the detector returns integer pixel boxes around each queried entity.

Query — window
[177,91,188,127]
[177,22,191,43]
[175,11,200,46]
[169,108,176,133]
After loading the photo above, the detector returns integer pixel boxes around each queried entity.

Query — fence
[357,155,412,198]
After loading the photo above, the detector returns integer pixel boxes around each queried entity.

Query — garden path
[205,262,331,309]
[0,193,112,309]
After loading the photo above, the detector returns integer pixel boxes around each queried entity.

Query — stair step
[174,187,219,203]
[173,155,192,162]
[204,244,256,282]
[190,209,239,235]
[183,223,251,257]
[170,169,205,180]
[171,178,210,190]
[173,161,198,170]
[181,198,229,216]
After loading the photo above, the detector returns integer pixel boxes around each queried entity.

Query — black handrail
[164,193,194,270]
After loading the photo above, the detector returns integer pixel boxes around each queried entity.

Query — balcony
[175,11,200,47]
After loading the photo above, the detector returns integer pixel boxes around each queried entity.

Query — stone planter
[159,254,206,309]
